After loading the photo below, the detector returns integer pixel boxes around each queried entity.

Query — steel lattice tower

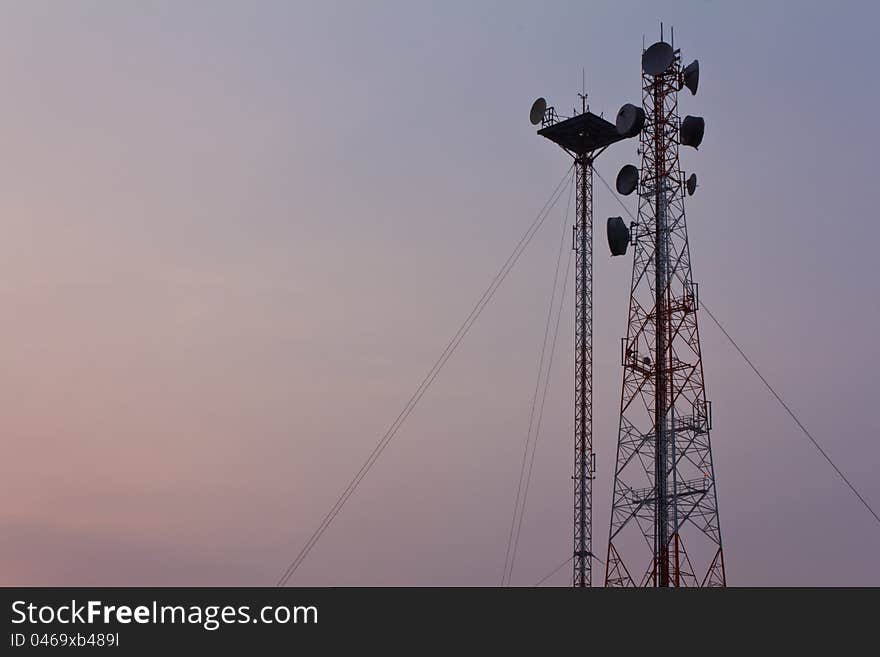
[573,153,593,587]
[533,94,630,587]
[604,42,726,587]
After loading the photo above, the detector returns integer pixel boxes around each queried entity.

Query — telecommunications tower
[604,34,726,586]
[530,92,636,587]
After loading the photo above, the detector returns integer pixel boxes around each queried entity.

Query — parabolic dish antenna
[616,103,645,137]
[529,97,547,125]
[642,41,674,76]
[686,173,698,196]
[616,165,639,196]
[680,115,705,149]
[607,216,630,256]
[683,59,699,95]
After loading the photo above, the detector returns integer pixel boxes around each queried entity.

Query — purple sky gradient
[1,1,878,586]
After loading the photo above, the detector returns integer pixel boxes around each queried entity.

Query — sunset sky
[1,0,878,586]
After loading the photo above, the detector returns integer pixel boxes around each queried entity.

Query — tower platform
[537,111,624,156]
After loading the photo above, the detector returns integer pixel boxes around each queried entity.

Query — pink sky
[1,1,878,586]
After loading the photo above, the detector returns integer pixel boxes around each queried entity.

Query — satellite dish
[529,97,547,125]
[642,41,675,76]
[683,59,699,95]
[616,103,645,138]
[616,165,639,196]
[680,115,705,149]
[607,216,630,256]
[686,173,698,196]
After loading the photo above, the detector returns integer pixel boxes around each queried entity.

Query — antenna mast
[530,84,634,586]
[605,33,725,587]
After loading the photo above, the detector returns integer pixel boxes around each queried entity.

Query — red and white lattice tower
[604,37,726,587]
